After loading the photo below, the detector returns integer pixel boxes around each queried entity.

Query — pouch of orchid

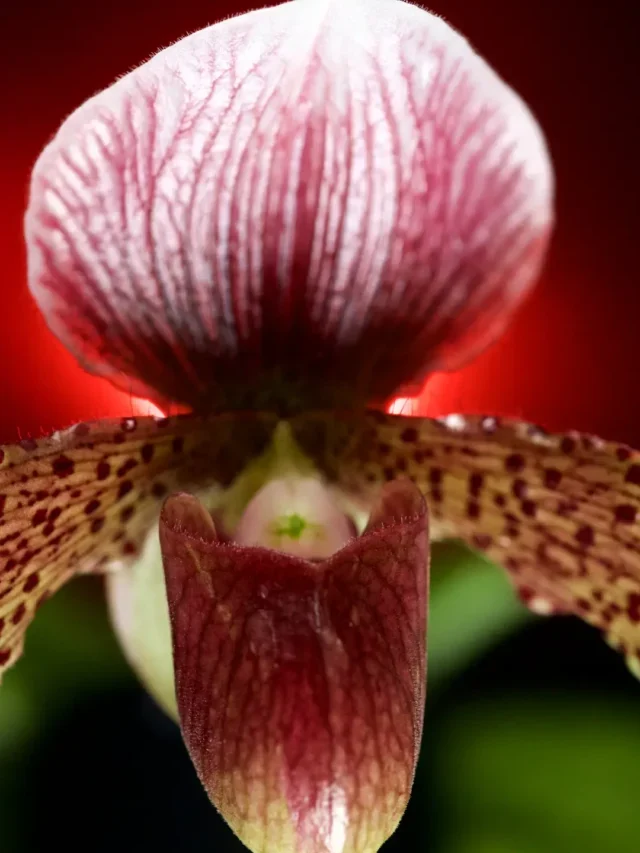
[1,0,638,850]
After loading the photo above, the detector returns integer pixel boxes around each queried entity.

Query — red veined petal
[159,479,428,853]
[26,0,552,412]
[291,410,640,678]
[0,412,276,675]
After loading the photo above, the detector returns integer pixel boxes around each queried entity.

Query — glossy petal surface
[159,480,428,853]
[292,410,640,677]
[0,412,275,675]
[26,0,552,412]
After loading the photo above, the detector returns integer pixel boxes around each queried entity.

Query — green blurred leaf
[428,542,533,686]
[439,832,544,853]
[434,694,640,853]
[0,577,133,739]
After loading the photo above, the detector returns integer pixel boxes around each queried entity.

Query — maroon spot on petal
[576,597,592,612]
[560,436,577,454]
[616,446,632,462]
[431,487,443,502]
[543,468,562,489]
[0,617,4,632]
[429,468,443,486]
[472,533,493,550]
[141,444,154,464]
[0,649,11,666]
[383,467,395,481]
[400,427,418,444]
[151,482,168,499]
[0,450,5,465]
[494,494,506,508]
[467,500,480,519]
[505,453,525,473]
[517,584,535,603]
[600,608,614,626]
[96,461,111,480]
[0,495,6,515]
[19,438,38,451]
[49,507,62,522]
[575,525,595,547]
[43,523,55,537]
[120,506,135,523]
[117,480,133,501]
[627,593,640,623]
[23,573,39,593]
[469,472,484,497]
[84,499,101,515]
[32,508,48,526]
[512,479,527,499]
[413,449,432,463]
[395,457,407,472]
[70,489,82,499]
[557,500,577,516]
[615,504,637,524]
[116,458,138,478]
[377,443,391,456]
[521,499,537,518]
[172,437,185,454]
[90,517,105,534]
[122,541,138,556]
[11,603,26,626]
[52,455,74,477]
[625,464,640,486]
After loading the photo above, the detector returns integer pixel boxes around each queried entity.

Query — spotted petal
[159,479,428,853]
[0,412,276,674]
[292,410,640,677]
[26,0,552,413]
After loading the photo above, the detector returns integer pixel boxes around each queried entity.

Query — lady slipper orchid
[1,0,639,850]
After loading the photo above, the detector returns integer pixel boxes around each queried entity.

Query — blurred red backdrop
[1,0,638,444]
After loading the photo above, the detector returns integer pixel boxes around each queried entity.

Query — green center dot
[273,513,308,540]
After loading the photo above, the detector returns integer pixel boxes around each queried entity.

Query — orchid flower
[1,0,638,850]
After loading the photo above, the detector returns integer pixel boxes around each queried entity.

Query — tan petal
[0,412,276,675]
[292,410,640,676]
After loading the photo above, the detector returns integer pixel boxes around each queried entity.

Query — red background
[1,0,638,444]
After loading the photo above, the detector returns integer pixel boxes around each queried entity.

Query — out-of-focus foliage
[435,694,640,853]
[428,542,533,685]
